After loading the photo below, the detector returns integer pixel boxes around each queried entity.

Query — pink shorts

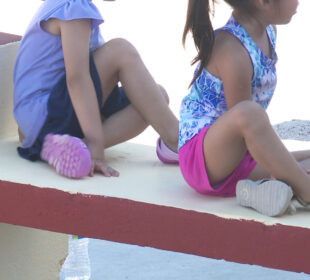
[179,126,257,197]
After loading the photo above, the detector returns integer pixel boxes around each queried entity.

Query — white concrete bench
[0,32,309,279]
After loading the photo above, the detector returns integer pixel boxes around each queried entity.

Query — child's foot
[41,134,91,178]
[156,138,179,164]
[236,179,293,217]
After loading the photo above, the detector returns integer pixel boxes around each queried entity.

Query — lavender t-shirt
[14,0,104,148]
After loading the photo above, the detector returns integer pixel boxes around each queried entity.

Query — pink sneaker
[41,134,91,178]
[156,138,179,164]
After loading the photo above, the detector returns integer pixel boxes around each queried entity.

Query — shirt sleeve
[43,0,104,27]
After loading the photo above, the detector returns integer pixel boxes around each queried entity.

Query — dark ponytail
[183,0,215,87]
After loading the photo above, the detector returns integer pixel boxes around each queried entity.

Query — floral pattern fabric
[179,15,278,149]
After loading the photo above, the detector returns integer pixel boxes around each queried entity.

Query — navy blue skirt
[18,53,130,161]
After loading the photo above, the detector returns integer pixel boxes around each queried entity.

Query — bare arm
[60,19,103,144]
[210,31,253,108]
[57,18,119,177]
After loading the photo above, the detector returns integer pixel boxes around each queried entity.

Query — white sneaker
[236,179,293,217]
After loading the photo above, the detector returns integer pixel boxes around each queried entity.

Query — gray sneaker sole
[236,179,293,217]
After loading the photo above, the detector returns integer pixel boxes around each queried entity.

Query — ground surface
[88,238,310,280]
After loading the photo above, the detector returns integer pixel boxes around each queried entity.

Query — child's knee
[108,38,140,64]
[233,101,269,132]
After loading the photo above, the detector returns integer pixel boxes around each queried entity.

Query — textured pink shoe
[41,134,91,178]
[156,138,179,164]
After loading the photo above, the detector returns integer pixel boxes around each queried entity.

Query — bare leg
[203,100,310,203]
[102,85,173,148]
[101,104,147,148]
[291,151,310,173]
[93,38,179,151]
[249,150,310,181]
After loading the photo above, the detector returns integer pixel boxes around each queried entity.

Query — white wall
[0,223,67,280]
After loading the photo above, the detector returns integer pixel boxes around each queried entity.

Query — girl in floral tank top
[179,0,310,216]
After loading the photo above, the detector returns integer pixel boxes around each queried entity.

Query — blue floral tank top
[179,15,278,149]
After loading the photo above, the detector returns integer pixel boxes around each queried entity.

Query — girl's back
[14,0,104,148]
[179,15,277,149]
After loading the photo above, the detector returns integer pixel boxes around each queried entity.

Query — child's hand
[91,158,119,177]
[86,140,119,177]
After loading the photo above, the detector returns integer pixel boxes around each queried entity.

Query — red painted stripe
[0,179,309,274]
[0,32,21,45]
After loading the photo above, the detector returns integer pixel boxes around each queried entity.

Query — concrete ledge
[0,31,309,276]
[0,137,309,274]
[0,33,21,138]
[0,32,22,45]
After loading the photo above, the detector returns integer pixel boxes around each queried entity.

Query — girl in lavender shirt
[14,0,179,179]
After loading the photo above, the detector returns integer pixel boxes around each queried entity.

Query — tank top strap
[266,24,276,50]
[217,15,277,78]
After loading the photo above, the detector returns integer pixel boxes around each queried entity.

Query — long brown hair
[183,0,256,87]
[183,0,215,87]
